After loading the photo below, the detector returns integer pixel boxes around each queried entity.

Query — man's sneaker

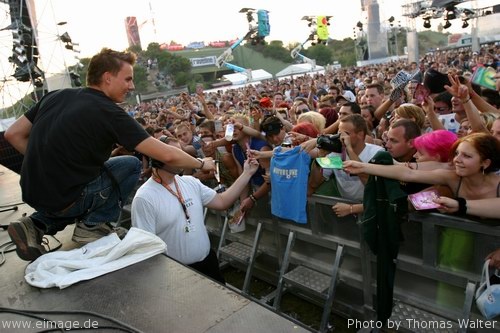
[8,217,47,261]
[72,222,128,244]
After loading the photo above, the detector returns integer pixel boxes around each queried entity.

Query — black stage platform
[0,165,310,333]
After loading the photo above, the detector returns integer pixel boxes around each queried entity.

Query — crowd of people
[6,44,500,288]
[121,43,500,277]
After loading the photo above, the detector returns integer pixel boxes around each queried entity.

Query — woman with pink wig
[413,129,458,163]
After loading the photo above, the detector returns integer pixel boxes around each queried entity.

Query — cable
[0,307,145,333]
[38,326,135,333]
[0,202,25,208]
[0,241,16,266]
[0,308,55,327]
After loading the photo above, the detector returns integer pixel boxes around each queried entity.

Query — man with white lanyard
[131,137,259,283]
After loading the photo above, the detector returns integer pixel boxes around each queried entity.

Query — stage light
[462,20,469,28]
[15,54,27,64]
[388,16,395,26]
[14,45,25,55]
[443,20,451,29]
[446,10,456,20]
[423,19,431,29]
[60,32,72,44]
[34,78,44,87]
[462,9,474,16]
[12,29,27,66]
[12,31,24,46]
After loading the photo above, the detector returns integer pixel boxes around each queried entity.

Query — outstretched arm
[206,158,259,211]
[343,160,454,186]
[445,74,488,133]
[273,108,294,132]
[466,79,499,115]
[421,96,445,131]
[434,197,500,219]
[135,137,215,171]
[196,92,214,120]
[374,99,394,121]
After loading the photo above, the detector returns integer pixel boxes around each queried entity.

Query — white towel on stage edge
[25,227,166,289]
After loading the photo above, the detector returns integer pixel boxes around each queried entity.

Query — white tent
[275,64,324,78]
[222,69,273,85]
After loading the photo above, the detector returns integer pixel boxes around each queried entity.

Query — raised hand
[389,87,404,102]
[444,74,469,100]
[243,157,259,174]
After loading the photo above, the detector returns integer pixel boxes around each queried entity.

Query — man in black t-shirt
[5,48,215,261]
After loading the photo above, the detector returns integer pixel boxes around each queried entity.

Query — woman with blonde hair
[392,103,426,129]
[297,111,326,133]
[480,112,498,132]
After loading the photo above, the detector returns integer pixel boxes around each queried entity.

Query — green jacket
[361,151,408,323]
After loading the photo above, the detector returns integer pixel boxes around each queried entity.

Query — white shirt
[438,113,459,133]
[322,143,383,201]
[132,176,216,265]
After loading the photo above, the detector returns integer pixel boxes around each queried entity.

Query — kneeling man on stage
[131,137,259,283]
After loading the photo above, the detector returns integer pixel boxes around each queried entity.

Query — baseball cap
[336,92,356,103]
[259,97,273,108]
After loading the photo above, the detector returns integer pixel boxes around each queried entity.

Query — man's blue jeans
[31,156,141,235]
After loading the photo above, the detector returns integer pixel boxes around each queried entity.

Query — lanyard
[154,176,191,231]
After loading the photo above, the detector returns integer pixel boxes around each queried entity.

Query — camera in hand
[316,134,342,153]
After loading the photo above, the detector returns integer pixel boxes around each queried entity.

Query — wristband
[461,97,471,104]
[197,158,205,170]
[249,194,257,204]
[456,197,467,215]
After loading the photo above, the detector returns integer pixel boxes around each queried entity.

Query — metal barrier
[203,194,500,332]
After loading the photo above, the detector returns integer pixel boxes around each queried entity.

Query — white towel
[25,227,166,289]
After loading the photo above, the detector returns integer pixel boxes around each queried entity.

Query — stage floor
[0,165,310,333]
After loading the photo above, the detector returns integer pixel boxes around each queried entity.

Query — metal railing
[204,193,500,331]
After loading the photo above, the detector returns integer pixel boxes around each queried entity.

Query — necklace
[153,176,192,232]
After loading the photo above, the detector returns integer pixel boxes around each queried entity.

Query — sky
[0,0,496,109]
[43,0,373,56]
[30,0,469,57]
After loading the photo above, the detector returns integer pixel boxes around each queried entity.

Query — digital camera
[316,134,342,153]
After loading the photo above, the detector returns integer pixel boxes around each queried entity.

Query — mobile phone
[413,83,430,104]
[214,119,223,133]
